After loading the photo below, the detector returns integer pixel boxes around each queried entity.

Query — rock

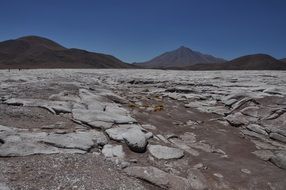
[185,101,228,116]
[251,140,277,150]
[186,120,202,126]
[120,161,130,169]
[78,88,106,105]
[166,87,194,94]
[0,125,106,156]
[41,122,66,129]
[106,124,148,153]
[241,168,251,174]
[42,130,108,150]
[106,124,142,141]
[240,106,271,119]
[148,145,184,160]
[265,126,286,138]
[270,151,286,169]
[252,150,274,161]
[72,109,136,124]
[213,173,224,178]
[124,166,190,189]
[230,97,258,113]
[263,88,284,95]
[0,183,10,190]
[192,141,226,155]
[169,138,199,156]
[144,132,153,140]
[166,133,179,139]
[269,133,286,143]
[123,128,148,153]
[222,98,237,107]
[5,98,73,114]
[246,124,268,136]
[103,92,128,104]
[265,108,286,120]
[141,124,157,130]
[187,169,208,190]
[225,112,256,127]
[193,163,204,170]
[156,134,169,143]
[49,91,81,102]
[180,132,197,143]
[102,144,125,160]
[88,121,113,130]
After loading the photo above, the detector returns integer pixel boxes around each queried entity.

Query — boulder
[123,128,148,153]
[106,124,148,153]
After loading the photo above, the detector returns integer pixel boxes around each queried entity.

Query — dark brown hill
[180,54,286,70]
[135,46,226,68]
[0,36,134,69]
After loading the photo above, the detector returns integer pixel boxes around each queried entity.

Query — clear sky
[0,0,285,62]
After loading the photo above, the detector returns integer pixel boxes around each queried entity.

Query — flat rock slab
[102,144,125,159]
[4,98,73,114]
[72,109,136,124]
[169,138,199,156]
[0,125,107,157]
[124,166,190,190]
[270,151,286,169]
[225,112,257,127]
[148,145,184,160]
[42,130,108,150]
[246,124,268,136]
[0,183,10,190]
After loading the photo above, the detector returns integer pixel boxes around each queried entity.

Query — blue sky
[0,0,285,62]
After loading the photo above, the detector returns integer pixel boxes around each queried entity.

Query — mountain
[0,36,134,69]
[183,54,286,70]
[135,46,226,68]
[281,58,286,62]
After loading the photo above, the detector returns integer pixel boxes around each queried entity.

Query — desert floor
[0,69,286,190]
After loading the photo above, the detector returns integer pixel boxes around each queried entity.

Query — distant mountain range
[136,47,286,70]
[0,35,285,70]
[0,36,134,69]
[181,54,286,70]
[135,46,226,68]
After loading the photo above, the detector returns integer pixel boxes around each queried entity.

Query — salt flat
[0,69,286,190]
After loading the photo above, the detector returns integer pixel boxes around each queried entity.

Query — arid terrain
[0,69,286,190]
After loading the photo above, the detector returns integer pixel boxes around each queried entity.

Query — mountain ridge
[0,35,134,69]
[179,54,286,70]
